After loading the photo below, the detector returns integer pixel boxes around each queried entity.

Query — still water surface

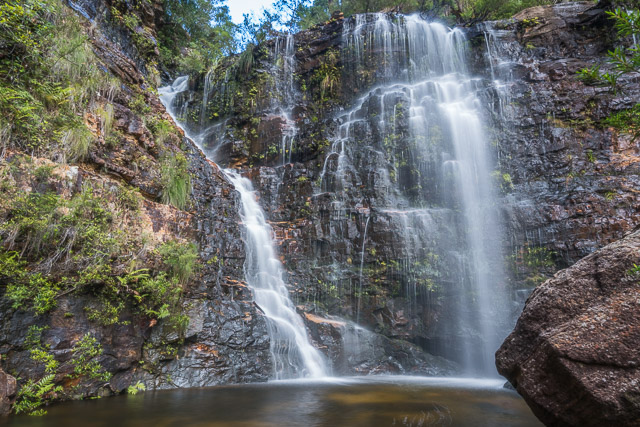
[7,376,542,426]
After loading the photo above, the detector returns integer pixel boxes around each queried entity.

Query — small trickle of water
[273,34,298,164]
[357,214,371,324]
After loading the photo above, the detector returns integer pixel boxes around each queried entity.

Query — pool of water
[7,376,542,426]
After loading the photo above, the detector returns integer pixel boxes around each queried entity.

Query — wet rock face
[304,314,459,376]
[471,1,640,267]
[496,228,640,427]
[0,294,147,396]
[134,146,273,389]
[175,0,639,368]
[68,0,163,74]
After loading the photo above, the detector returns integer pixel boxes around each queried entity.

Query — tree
[158,0,237,73]
[287,0,557,29]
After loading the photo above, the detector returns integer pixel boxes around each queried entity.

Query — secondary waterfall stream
[223,171,326,378]
[159,78,327,380]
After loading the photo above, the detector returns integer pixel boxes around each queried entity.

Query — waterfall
[273,34,297,164]
[161,12,510,378]
[324,14,508,376]
[159,77,327,380]
[224,171,326,379]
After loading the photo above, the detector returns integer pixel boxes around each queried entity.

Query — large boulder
[496,228,640,426]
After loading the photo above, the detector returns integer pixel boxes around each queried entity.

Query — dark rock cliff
[478,1,640,266]
[173,0,639,367]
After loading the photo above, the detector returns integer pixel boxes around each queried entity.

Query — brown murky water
[7,376,542,426]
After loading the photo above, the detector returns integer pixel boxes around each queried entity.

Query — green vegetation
[160,153,192,209]
[108,0,241,75]
[310,49,341,104]
[14,326,63,416]
[25,326,59,375]
[110,1,158,59]
[237,45,256,75]
[578,8,640,139]
[2,257,59,315]
[0,159,196,326]
[603,103,640,138]
[1,186,118,283]
[510,244,555,287]
[158,240,199,284]
[255,0,558,32]
[69,333,112,382]
[0,164,197,409]
[14,327,111,415]
[521,17,540,28]
[147,117,176,146]
[0,0,117,156]
[159,0,236,74]
[13,374,61,416]
[578,9,640,90]
[127,381,146,395]
[491,170,514,193]
[518,245,555,270]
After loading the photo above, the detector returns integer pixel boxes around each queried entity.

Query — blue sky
[228,0,276,24]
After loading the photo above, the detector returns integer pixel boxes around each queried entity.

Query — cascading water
[273,34,298,164]
[161,12,511,378]
[321,14,509,376]
[224,171,326,379]
[159,74,327,380]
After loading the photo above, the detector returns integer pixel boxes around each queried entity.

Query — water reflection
[7,377,541,426]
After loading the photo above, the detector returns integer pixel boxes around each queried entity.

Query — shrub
[579,8,640,139]
[158,240,199,283]
[70,333,111,382]
[34,164,55,181]
[63,124,93,161]
[14,326,63,416]
[160,153,191,209]
[0,176,192,326]
[0,0,116,155]
[146,117,174,146]
[95,104,114,138]
[127,381,146,395]
[13,374,62,416]
[0,185,119,314]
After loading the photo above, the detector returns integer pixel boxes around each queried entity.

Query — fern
[14,374,62,416]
